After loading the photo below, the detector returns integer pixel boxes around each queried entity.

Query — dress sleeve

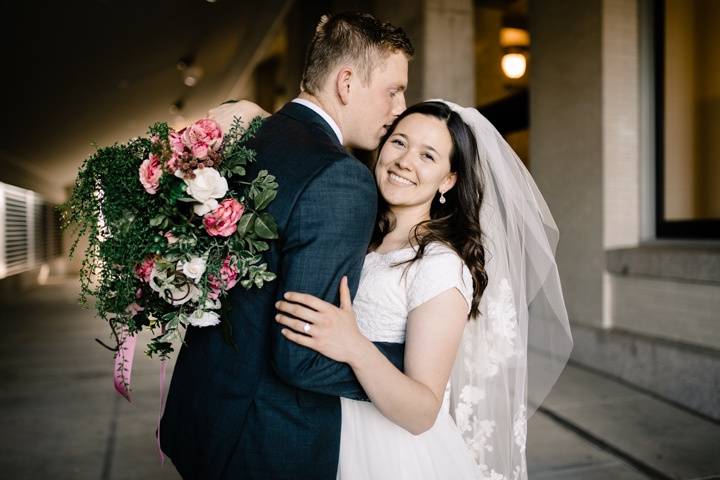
[406,244,474,314]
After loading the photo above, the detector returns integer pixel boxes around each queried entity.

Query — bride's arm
[350,289,467,434]
[206,100,271,132]
[276,279,467,435]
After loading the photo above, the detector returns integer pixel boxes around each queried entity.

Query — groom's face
[346,52,408,150]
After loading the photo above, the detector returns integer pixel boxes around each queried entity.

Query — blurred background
[1,0,718,479]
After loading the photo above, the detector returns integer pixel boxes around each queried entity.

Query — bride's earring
[439,190,446,204]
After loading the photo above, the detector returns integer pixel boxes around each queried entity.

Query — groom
[160,12,414,480]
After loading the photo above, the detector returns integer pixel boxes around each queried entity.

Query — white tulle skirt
[337,398,480,479]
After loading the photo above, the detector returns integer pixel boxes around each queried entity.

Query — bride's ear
[441,173,458,193]
[336,67,353,105]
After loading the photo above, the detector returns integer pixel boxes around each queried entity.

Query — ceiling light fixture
[183,65,204,87]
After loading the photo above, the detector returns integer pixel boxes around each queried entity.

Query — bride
[219,99,572,479]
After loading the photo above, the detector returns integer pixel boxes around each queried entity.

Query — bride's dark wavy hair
[369,101,488,317]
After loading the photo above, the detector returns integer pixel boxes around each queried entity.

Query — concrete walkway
[1,277,718,479]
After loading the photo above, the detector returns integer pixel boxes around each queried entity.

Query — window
[653,0,720,239]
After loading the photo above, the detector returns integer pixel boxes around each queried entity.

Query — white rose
[193,199,218,216]
[184,167,228,214]
[183,309,221,327]
[178,256,207,283]
[204,297,221,310]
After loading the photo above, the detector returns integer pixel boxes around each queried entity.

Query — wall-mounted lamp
[501,53,526,79]
[499,27,530,80]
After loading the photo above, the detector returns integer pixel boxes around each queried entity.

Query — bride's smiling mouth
[387,171,416,186]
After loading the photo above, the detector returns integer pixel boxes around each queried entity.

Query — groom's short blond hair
[300,12,414,95]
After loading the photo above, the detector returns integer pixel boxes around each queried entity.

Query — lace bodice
[353,242,473,343]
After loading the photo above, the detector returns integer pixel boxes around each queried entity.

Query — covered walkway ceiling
[3,0,291,197]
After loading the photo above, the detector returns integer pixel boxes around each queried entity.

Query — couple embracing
[160,11,572,480]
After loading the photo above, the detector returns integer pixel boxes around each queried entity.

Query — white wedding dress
[337,242,481,479]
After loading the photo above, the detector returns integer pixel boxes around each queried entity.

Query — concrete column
[423,0,475,105]
[529,0,604,327]
[603,0,641,249]
[375,0,475,106]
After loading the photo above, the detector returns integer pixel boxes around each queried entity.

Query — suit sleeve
[270,156,405,400]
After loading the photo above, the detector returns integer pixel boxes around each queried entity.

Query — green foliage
[60,116,279,360]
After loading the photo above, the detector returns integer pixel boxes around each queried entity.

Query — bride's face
[375,113,457,212]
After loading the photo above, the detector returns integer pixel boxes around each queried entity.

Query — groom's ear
[336,67,353,105]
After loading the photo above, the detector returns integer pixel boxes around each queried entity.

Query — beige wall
[529,0,604,328]
[610,274,720,350]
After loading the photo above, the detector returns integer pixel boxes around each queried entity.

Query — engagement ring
[303,322,311,334]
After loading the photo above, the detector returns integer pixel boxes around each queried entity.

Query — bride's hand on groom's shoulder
[207,100,270,133]
[275,277,369,364]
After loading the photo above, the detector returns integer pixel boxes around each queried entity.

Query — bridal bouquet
[62,115,278,366]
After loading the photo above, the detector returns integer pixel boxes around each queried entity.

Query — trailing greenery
[60,116,278,360]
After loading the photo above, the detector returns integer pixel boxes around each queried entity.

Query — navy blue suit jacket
[160,102,405,479]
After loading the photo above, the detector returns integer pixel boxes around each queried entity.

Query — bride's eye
[391,138,406,148]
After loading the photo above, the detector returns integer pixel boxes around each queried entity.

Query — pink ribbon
[157,357,167,465]
[112,329,167,464]
[113,330,137,402]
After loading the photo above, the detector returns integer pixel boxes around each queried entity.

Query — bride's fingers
[275,300,317,321]
[282,292,329,312]
[281,328,315,349]
[275,314,314,336]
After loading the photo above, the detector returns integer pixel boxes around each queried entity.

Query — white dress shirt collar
[291,98,344,145]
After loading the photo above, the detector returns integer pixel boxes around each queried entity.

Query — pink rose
[182,118,223,160]
[208,275,222,300]
[220,256,239,290]
[169,130,186,156]
[139,153,162,194]
[150,134,160,144]
[208,256,239,298]
[191,142,209,160]
[134,257,155,282]
[203,198,244,237]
